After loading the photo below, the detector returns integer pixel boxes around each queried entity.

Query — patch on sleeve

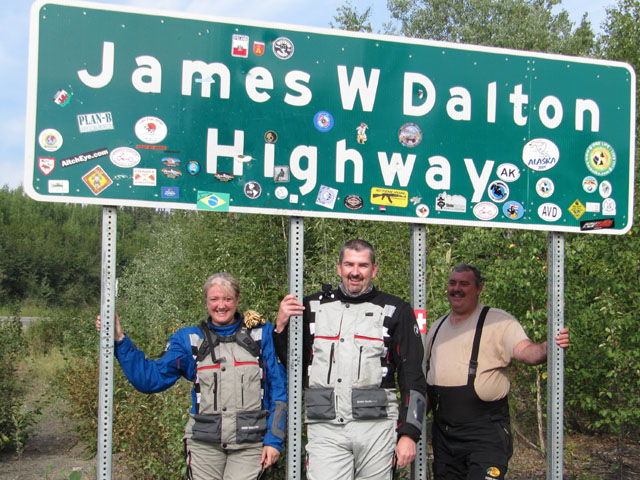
[164,342,171,352]
[309,300,320,312]
[309,322,315,336]
[383,304,396,317]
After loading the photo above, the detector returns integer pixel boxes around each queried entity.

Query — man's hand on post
[275,294,304,333]
[395,435,416,467]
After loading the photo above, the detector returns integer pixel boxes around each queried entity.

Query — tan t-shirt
[425,303,529,402]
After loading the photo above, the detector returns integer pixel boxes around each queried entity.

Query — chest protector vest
[305,299,398,424]
[185,322,267,448]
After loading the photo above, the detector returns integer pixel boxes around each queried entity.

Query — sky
[1,0,613,191]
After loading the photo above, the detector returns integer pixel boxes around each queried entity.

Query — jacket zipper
[241,374,244,407]
[327,343,335,384]
[357,346,363,380]
[213,372,218,411]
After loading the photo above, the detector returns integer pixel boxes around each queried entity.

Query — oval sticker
[522,138,559,172]
[110,147,140,168]
[473,202,499,221]
[496,163,521,182]
[538,203,562,222]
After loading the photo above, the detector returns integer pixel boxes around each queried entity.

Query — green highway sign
[25,0,636,233]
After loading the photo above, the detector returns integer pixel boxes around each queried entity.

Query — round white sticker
[535,177,555,198]
[599,180,612,198]
[135,116,167,144]
[38,128,63,152]
[522,138,559,172]
[275,186,288,200]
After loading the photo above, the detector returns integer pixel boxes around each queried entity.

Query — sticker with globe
[585,141,616,176]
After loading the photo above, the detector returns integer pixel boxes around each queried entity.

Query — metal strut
[98,206,117,479]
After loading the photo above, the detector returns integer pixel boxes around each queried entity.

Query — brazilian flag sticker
[197,191,229,211]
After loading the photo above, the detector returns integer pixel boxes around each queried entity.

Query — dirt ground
[0,394,132,480]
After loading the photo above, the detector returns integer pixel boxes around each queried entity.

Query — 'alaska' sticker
[522,138,559,171]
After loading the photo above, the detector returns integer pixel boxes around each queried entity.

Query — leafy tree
[331,1,373,32]
[385,0,595,56]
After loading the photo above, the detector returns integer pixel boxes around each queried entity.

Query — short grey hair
[339,239,376,265]
[451,263,483,287]
[203,273,240,300]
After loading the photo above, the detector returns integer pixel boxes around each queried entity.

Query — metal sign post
[546,232,565,479]
[97,206,117,479]
[286,216,304,479]
[410,224,429,480]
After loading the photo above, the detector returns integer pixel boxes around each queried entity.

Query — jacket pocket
[352,387,388,420]
[191,413,222,444]
[236,410,268,443]
[305,387,336,420]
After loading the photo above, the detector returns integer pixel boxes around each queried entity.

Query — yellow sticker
[568,199,586,220]
[370,187,408,207]
[82,165,112,195]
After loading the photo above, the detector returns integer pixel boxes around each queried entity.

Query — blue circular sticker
[314,111,334,132]
[503,201,525,220]
[186,160,201,175]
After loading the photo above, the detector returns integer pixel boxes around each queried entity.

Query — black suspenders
[426,306,491,384]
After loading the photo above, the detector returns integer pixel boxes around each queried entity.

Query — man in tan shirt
[425,264,569,480]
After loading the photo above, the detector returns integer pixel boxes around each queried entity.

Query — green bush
[0,318,29,452]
